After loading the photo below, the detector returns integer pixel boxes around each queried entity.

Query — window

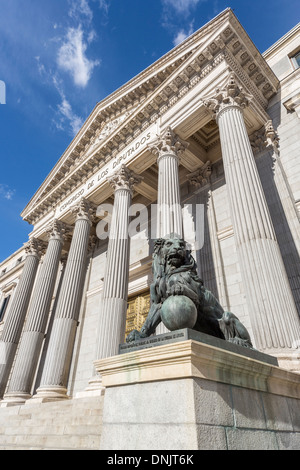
[0,295,10,322]
[291,50,300,69]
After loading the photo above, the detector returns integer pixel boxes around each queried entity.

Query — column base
[1,392,31,407]
[75,374,106,399]
[28,386,70,404]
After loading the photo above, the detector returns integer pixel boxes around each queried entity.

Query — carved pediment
[21,8,279,228]
[86,110,136,158]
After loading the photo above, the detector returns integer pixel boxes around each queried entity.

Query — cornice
[0,261,25,284]
[263,22,300,59]
[21,9,279,227]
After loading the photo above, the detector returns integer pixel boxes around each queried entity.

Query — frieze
[56,124,157,218]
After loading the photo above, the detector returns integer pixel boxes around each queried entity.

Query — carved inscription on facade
[57,125,157,216]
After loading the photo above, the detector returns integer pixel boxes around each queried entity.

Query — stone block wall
[100,377,300,450]
[97,340,300,450]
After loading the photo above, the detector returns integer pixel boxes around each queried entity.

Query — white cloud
[52,76,84,136]
[173,30,188,46]
[173,23,194,46]
[68,0,93,23]
[98,0,110,14]
[35,56,46,76]
[162,0,201,15]
[161,0,204,43]
[57,26,100,88]
[57,98,83,135]
[0,185,15,201]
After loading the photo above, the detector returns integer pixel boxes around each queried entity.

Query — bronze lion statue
[126,237,253,349]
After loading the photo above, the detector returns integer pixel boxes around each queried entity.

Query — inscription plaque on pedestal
[119,328,278,366]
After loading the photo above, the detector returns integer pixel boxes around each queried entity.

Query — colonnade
[203,73,300,353]
[0,72,299,404]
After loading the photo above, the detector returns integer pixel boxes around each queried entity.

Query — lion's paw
[126,329,146,343]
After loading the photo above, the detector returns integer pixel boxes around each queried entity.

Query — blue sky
[0,0,299,262]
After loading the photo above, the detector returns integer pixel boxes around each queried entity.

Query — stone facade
[0,9,299,449]
[96,339,300,450]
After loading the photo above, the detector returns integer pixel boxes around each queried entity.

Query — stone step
[0,433,102,450]
[0,395,104,450]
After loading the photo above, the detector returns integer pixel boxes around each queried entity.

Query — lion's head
[152,236,198,278]
[159,238,186,268]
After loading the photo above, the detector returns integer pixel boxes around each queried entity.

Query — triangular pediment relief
[22,8,279,227]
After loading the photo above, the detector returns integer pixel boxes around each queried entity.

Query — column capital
[108,164,143,194]
[88,234,97,254]
[71,198,97,224]
[148,127,189,162]
[24,238,46,259]
[187,161,212,188]
[45,219,70,243]
[60,253,68,268]
[203,72,253,121]
[264,120,280,156]
[250,120,280,160]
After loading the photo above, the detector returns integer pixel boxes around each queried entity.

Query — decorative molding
[283,93,300,119]
[223,48,271,110]
[250,120,280,159]
[217,226,234,241]
[249,126,266,154]
[86,110,135,157]
[45,219,71,242]
[24,238,47,259]
[88,235,98,254]
[264,120,280,156]
[203,72,253,120]
[108,164,143,194]
[187,161,212,187]
[148,126,189,162]
[70,198,98,224]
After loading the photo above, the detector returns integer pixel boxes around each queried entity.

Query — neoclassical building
[0,9,299,450]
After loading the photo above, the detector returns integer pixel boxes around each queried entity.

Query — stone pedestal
[95,337,300,450]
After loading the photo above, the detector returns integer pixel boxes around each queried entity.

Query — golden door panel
[125,291,151,339]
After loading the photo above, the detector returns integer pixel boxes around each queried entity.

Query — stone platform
[119,328,279,365]
[96,332,300,450]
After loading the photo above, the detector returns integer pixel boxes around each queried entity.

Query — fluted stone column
[203,73,300,356]
[149,127,188,239]
[33,199,94,401]
[2,221,66,405]
[148,127,188,334]
[96,165,142,360]
[0,239,43,398]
